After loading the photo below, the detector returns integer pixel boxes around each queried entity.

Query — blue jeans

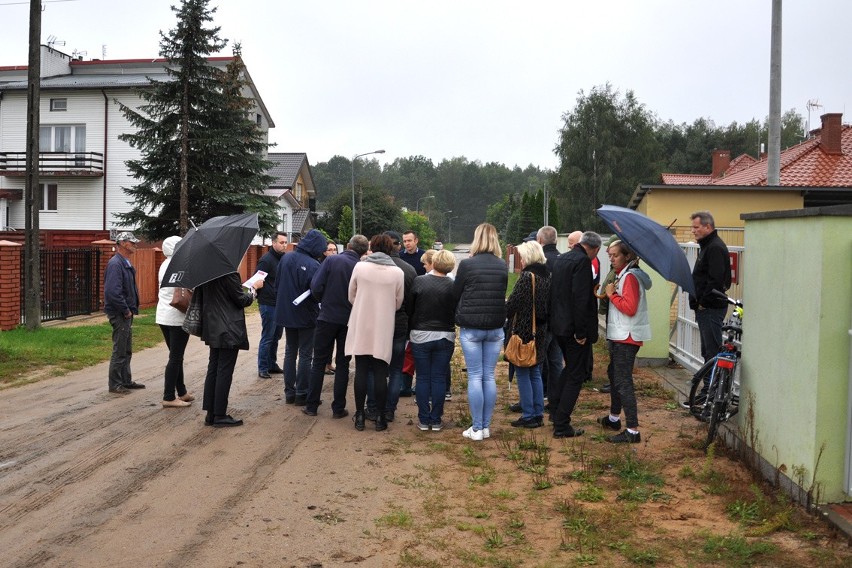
[284,327,314,398]
[370,335,406,413]
[459,327,504,431]
[515,362,544,420]
[696,307,726,363]
[412,338,454,426]
[257,303,283,373]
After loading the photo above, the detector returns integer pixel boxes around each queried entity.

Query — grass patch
[0,308,164,386]
[376,507,414,529]
[696,532,777,566]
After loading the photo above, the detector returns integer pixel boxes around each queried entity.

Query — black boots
[375,413,388,432]
[354,411,365,431]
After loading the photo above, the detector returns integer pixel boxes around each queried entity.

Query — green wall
[741,211,852,502]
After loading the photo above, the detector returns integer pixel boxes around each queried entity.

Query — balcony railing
[0,152,104,176]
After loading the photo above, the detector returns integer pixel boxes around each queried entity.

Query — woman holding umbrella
[200,273,264,428]
[598,240,652,443]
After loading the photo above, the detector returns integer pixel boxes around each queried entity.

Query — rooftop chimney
[820,113,842,155]
[711,149,731,178]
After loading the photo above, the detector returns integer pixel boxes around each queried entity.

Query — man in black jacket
[536,226,563,398]
[549,231,602,438]
[256,232,287,378]
[302,235,369,417]
[689,211,731,363]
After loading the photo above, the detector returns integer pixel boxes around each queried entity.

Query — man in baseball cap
[105,231,142,394]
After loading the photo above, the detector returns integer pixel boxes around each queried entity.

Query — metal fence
[670,243,745,373]
[21,248,102,324]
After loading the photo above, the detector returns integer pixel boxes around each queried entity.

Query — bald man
[567,231,583,249]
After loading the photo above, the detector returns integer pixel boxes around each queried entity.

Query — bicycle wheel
[705,367,730,449]
[688,360,714,419]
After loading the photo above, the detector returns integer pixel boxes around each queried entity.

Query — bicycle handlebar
[711,289,743,308]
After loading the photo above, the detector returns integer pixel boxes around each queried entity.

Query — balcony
[0,152,104,177]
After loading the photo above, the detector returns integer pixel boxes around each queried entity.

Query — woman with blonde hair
[409,249,457,430]
[506,240,551,427]
[453,223,507,441]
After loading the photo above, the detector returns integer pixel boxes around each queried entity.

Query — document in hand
[243,270,267,289]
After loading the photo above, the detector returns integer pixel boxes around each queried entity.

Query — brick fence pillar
[92,239,117,313]
[0,240,23,331]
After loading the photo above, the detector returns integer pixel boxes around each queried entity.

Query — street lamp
[415,194,435,212]
[351,149,385,235]
[448,216,459,243]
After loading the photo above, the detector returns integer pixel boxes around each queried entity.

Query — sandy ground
[3,311,849,567]
[0,312,423,568]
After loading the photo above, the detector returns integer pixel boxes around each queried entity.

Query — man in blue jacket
[104,232,143,394]
[302,234,369,417]
[274,229,328,405]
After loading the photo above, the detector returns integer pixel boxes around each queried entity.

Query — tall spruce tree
[117,0,275,239]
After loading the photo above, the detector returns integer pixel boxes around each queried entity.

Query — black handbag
[182,287,203,336]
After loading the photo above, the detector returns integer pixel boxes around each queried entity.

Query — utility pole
[767,0,782,186]
[543,181,549,226]
[24,0,42,329]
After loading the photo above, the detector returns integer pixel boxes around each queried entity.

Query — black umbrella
[161,212,259,289]
[596,205,696,297]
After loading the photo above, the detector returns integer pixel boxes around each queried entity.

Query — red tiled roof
[661,125,852,187]
[660,173,711,185]
[725,154,757,176]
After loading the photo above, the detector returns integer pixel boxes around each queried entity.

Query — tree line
[313,85,805,243]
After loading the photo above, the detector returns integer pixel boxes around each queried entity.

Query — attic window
[50,98,67,111]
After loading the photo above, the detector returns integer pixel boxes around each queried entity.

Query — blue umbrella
[596,205,696,297]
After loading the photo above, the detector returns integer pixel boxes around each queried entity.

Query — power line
[0,0,79,6]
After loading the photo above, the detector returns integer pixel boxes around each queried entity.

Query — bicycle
[685,290,743,450]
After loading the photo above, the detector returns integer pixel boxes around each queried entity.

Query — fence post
[92,239,116,313]
[0,240,23,331]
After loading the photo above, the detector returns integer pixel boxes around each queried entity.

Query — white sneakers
[463,426,490,441]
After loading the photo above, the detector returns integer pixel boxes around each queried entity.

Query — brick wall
[0,241,22,330]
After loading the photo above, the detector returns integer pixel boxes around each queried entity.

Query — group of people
[103,210,729,439]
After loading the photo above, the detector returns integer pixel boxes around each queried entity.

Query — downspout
[101,89,108,231]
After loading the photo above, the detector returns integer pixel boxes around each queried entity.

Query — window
[40,184,58,211]
[50,98,67,111]
[40,125,85,152]
[256,113,262,126]
[295,182,304,203]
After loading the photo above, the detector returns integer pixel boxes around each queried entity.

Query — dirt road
[0,313,418,567]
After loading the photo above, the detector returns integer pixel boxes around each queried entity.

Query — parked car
[433,241,443,250]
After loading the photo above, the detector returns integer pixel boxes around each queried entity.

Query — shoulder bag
[182,287,203,336]
[169,287,193,313]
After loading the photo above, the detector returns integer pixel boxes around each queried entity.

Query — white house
[0,45,310,239]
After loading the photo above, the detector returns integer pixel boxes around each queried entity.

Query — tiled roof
[661,125,852,188]
[267,153,307,188]
[660,173,711,185]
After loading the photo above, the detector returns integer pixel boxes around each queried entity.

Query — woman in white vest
[598,240,652,443]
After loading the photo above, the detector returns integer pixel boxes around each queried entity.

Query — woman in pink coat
[345,234,405,432]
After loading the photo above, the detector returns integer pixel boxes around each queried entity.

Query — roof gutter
[102,89,108,230]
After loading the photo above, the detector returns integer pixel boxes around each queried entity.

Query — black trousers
[305,320,351,412]
[551,335,593,430]
[354,356,388,414]
[160,324,189,400]
[203,347,239,417]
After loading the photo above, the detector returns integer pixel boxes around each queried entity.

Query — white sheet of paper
[292,289,312,305]
[242,270,267,289]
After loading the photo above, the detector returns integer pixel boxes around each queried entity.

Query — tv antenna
[46,34,65,48]
[806,99,823,137]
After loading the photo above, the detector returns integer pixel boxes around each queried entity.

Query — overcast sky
[1,0,850,171]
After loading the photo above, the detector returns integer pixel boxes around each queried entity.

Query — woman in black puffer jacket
[505,241,551,428]
[453,223,508,441]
